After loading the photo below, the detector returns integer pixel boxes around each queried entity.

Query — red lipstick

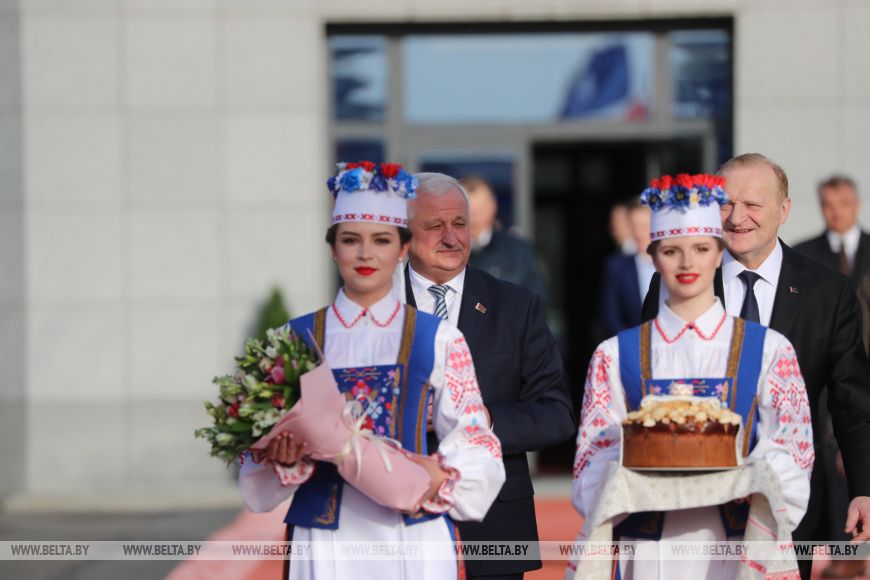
[355,267,376,276]
[676,273,699,284]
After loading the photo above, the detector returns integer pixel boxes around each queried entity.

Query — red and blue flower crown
[640,173,728,213]
[326,161,417,199]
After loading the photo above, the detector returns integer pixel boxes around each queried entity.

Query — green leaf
[224,420,253,433]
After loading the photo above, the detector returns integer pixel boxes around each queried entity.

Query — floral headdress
[640,173,729,241]
[640,174,728,213]
[327,161,417,199]
[328,161,416,228]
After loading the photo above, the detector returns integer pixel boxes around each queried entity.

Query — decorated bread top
[624,395,742,428]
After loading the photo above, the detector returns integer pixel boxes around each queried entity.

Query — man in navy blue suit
[400,172,575,580]
[599,201,654,336]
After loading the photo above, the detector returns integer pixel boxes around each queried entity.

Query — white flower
[261,408,281,427]
[216,433,235,446]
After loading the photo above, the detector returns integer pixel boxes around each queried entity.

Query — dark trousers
[793,399,854,580]
[793,443,852,580]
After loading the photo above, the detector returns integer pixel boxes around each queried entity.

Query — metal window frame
[327,18,733,237]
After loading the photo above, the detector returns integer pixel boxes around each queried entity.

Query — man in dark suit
[794,174,870,578]
[462,176,548,301]
[641,154,870,580]
[402,172,576,579]
[794,175,870,286]
[599,202,654,336]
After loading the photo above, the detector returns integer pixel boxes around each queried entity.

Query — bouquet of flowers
[198,325,433,513]
[195,326,318,465]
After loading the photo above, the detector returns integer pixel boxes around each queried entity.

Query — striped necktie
[427,284,450,320]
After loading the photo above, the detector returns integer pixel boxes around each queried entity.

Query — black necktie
[738,270,761,323]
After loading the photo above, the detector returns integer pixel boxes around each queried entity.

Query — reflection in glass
[671,29,733,164]
[330,36,387,122]
[671,30,731,119]
[403,34,655,124]
[335,139,385,165]
[420,156,514,228]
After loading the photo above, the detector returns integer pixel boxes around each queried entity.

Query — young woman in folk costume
[569,175,814,579]
[239,161,505,580]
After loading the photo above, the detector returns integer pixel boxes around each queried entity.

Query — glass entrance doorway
[532,138,704,472]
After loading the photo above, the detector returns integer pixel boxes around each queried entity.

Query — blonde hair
[718,153,789,199]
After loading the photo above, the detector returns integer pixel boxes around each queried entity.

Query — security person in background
[461,176,548,301]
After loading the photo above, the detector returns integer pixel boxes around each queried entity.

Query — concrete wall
[734,0,870,242]
[5,0,869,503]
[14,0,328,502]
[0,0,26,501]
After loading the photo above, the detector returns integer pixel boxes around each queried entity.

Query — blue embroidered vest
[614,317,767,539]
[283,305,445,530]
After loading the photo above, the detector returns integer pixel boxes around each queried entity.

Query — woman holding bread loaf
[239,162,505,580]
[568,174,813,579]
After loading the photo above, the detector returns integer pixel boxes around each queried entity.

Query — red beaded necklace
[654,311,727,344]
[332,301,401,329]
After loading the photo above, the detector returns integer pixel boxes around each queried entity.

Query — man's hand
[845,496,870,542]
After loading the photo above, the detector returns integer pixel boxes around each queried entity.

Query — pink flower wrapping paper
[250,363,432,513]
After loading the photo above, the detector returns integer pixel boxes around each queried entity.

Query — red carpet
[527,498,583,580]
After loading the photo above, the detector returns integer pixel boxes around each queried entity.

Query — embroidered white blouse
[570,298,813,580]
[239,289,505,580]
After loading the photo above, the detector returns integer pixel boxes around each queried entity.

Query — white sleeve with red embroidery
[572,338,625,519]
[749,330,814,531]
[238,454,315,513]
[425,322,506,521]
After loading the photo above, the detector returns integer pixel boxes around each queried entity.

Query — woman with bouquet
[239,161,505,580]
[568,175,814,579]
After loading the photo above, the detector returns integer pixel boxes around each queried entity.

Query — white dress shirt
[721,241,783,326]
[406,264,466,329]
[826,224,861,270]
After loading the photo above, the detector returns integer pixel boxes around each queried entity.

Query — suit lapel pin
[789,286,799,294]
[475,302,487,314]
